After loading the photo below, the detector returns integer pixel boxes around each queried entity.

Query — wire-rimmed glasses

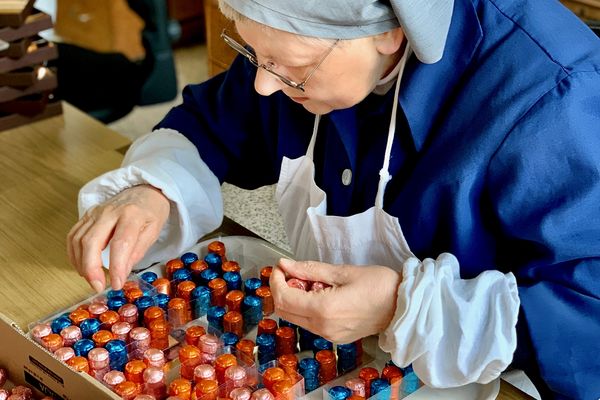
[221,30,339,92]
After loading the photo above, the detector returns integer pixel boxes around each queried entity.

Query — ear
[373,27,405,55]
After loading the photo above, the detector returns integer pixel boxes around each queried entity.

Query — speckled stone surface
[221,183,292,253]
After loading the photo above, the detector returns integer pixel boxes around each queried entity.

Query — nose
[254,68,285,96]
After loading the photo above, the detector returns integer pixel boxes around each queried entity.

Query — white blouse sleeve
[378,253,520,388]
[78,128,223,270]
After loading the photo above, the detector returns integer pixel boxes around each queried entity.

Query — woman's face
[236,21,404,115]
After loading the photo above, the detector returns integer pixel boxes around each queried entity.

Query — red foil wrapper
[143,348,166,369]
[29,323,51,345]
[143,367,167,399]
[54,347,75,363]
[193,363,216,384]
[286,278,310,291]
[185,325,206,346]
[260,266,273,286]
[208,278,227,308]
[168,378,192,400]
[103,370,126,389]
[345,377,367,398]
[0,368,7,387]
[207,240,226,257]
[125,360,147,384]
[214,354,237,384]
[251,388,275,400]
[152,278,171,297]
[275,327,296,356]
[223,311,244,338]
[261,367,288,393]
[166,258,185,280]
[255,286,274,315]
[229,387,252,400]
[257,318,278,336]
[179,345,202,380]
[225,290,245,313]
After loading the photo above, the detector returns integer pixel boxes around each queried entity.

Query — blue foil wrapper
[191,286,211,319]
[298,328,317,352]
[172,268,193,289]
[134,296,155,323]
[105,339,128,371]
[242,295,262,328]
[155,293,170,311]
[336,342,357,374]
[79,318,101,338]
[200,269,219,287]
[278,318,297,329]
[313,337,333,355]
[221,332,239,347]
[401,370,420,395]
[370,378,391,397]
[107,296,127,311]
[204,253,222,274]
[51,315,72,334]
[207,305,226,333]
[328,386,352,400]
[298,357,320,392]
[180,252,199,267]
[73,338,95,357]
[256,333,276,365]
[140,271,158,285]
[106,289,125,299]
[243,278,262,297]
[223,271,242,291]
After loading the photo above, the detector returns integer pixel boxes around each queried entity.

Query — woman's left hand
[270,258,402,343]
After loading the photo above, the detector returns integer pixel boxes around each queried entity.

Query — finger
[79,226,112,293]
[275,307,319,334]
[68,217,96,276]
[277,258,347,286]
[126,222,161,269]
[108,216,145,289]
[78,215,117,282]
[271,266,321,316]
[67,216,88,273]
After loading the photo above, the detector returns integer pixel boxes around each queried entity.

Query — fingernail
[111,277,122,290]
[279,258,294,267]
[89,280,104,293]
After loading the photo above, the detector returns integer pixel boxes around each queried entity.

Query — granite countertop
[221,183,291,253]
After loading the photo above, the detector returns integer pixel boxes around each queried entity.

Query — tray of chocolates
[29,236,424,399]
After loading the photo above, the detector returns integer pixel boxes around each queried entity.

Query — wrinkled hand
[67,184,170,292]
[270,258,402,343]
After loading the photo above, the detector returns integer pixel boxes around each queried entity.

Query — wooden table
[0,102,130,329]
[0,102,534,399]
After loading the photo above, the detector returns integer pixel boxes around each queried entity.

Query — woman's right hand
[67,184,170,293]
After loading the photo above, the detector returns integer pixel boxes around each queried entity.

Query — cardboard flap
[0,312,118,399]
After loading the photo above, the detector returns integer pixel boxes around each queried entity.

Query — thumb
[277,258,346,286]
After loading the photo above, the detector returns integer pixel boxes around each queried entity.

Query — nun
[69,0,600,398]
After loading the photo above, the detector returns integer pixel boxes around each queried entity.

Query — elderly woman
[68,0,600,398]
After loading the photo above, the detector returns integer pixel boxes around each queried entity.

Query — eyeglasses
[221,30,339,92]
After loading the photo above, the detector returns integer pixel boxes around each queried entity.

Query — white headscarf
[220,0,454,64]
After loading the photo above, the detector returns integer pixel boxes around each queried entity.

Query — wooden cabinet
[204,0,240,76]
[167,0,205,44]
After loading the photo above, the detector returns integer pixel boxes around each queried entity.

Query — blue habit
[157,0,600,397]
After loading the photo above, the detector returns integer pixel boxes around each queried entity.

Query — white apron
[275,45,415,269]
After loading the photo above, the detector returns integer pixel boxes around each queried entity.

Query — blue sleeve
[154,56,286,189]
[489,70,600,399]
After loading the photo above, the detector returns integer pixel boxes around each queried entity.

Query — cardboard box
[0,312,119,399]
